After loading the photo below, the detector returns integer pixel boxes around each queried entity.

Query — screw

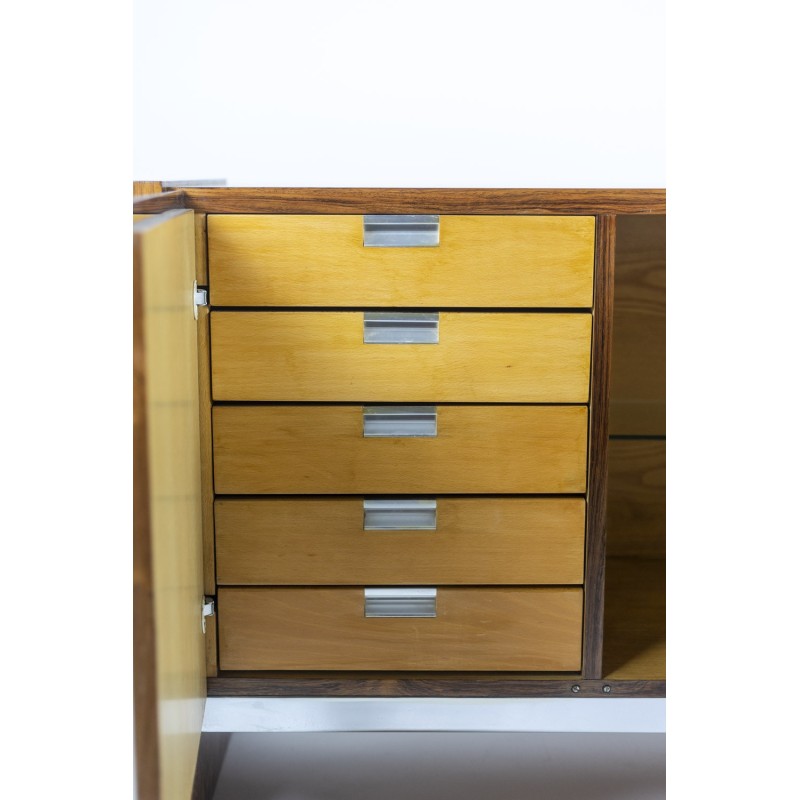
[571,685,581,693]
[603,685,612,694]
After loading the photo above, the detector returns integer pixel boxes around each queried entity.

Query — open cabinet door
[134,210,206,799]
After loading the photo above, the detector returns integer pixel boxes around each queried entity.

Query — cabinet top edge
[133,188,666,216]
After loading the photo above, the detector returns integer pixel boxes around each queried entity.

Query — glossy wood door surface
[134,210,206,800]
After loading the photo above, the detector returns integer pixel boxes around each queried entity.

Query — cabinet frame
[134,187,665,706]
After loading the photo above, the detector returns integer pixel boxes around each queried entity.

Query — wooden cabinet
[134,187,665,797]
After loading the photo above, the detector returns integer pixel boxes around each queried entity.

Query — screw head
[571,684,581,693]
[603,685,612,694]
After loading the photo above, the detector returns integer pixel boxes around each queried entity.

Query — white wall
[134,0,664,186]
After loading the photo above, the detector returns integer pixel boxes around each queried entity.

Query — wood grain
[133,219,160,800]
[208,215,595,308]
[607,440,665,558]
[195,212,209,286]
[583,215,615,679]
[205,611,218,679]
[603,557,665,680]
[191,734,231,800]
[218,587,583,671]
[187,188,666,215]
[215,497,585,585]
[197,305,215,596]
[207,676,665,698]
[134,181,163,197]
[134,190,186,213]
[133,210,206,799]
[213,405,588,495]
[211,312,591,402]
[610,216,666,435]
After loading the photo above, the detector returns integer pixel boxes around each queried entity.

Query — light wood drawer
[207,215,595,308]
[218,587,583,671]
[212,405,588,495]
[211,312,591,402]
[215,497,585,585]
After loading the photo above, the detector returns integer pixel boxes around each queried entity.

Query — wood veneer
[188,187,666,215]
[215,497,585,585]
[208,215,595,307]
[133,210,207,799]
[213,405,588,495]
[582,214,615,679]
[610,215,666,436]
[211,312,591,403]
[218,587,584,671]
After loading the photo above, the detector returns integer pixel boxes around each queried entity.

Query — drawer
[212,405,588,495]
[207,215,595,307]
[218,587,584,671]
[215,497,585,585]
[211,312,591,402]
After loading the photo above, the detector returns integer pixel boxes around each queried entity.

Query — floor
[211,732,665,800]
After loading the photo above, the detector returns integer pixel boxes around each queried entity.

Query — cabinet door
[134,210,205,800]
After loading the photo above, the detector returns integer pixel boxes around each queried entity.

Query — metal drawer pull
[363,215,440,247]
[364,588,437,618]
[363,406,437,437]
[364,312,439,344]
[363,499,437,530]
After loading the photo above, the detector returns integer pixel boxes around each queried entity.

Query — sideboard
[134,186,665,798]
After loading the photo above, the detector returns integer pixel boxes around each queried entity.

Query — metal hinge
[201,596,215,633]
[193,280,208,319]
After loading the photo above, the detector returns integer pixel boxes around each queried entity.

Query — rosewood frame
[134,187,665,699]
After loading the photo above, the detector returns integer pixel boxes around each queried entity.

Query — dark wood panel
[603,557,665,680]
[610,215,666,435]
[607,440,666,558]
[133,189,186,213]
[191,733,231,800]
[184,187,666,215]
[582,214,615,679]
[207,676,665,698]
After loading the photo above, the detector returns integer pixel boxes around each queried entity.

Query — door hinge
[193,280,208,319]
[202,596,215,633]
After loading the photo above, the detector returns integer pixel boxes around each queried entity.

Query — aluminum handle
[364,312,439,344]
[363,499,437,530]
[363,406,437,437]
[363,215,440,247]
[364,588,437,618]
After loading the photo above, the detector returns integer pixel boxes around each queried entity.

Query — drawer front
[215,497,586,585]
[208,215,595,308]
[213,405,588,495]
[218,587,584,671]
[211,312,591,403]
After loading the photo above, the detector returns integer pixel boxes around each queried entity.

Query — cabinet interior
[603,214,666,683]
[135,188,666,703]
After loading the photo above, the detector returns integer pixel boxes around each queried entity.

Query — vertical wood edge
[134,180,163,197]
[195,213,209,285]
[191,733,232,800]
[198,307,216,595]
[583,215,615,678]
[205,613,219,678]
[133,233,161,800]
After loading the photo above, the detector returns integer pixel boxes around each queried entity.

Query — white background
[134,0,665,187]
[2,2,800,798]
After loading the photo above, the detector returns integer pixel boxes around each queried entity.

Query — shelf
[603,556,665,681]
